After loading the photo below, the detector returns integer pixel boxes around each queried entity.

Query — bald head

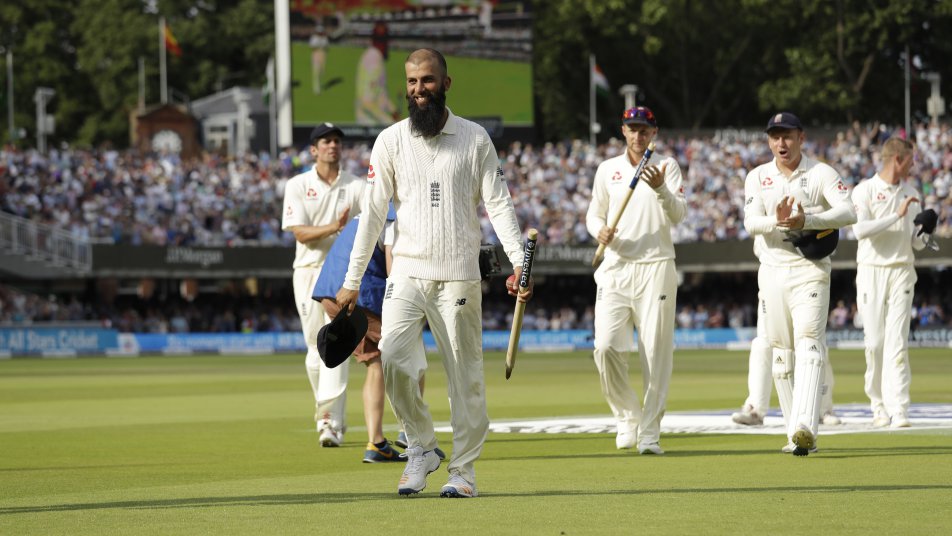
[406,48,448,77]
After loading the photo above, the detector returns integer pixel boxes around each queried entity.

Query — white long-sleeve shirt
[344,109,524,288]
[744,156,856,268]
[585,152,686,263]
[852,174,928,266]
[281,167,365,269]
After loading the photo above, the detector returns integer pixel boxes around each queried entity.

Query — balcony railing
[0,211,91,273]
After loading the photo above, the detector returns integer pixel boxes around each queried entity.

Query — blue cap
[765,112,803,132]
[309,122,344,144]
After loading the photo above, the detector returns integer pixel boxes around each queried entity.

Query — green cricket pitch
[2,349,951,535]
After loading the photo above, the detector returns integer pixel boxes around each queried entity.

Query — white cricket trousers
[379,275,487,485]
[592,259,677,446]
[758,263,829,440]
[856,264,915,418]
[293,267,348,429]
[744,297,835,418]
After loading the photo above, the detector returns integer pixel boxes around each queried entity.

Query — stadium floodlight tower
[619,84,639,110]
[924,72,945,126]
[234,90,252,156]
[34,87,55,155]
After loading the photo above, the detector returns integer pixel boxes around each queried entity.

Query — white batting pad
[772,348,795,428]
[789,338,824,438]
[747,336,772,413]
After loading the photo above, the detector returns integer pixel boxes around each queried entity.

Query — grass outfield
[1,349,951,535]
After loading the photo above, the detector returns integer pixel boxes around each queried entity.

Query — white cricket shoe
[791,426,816,457]
[318,420,342,447]
[872,408,890,428]
[891,413,911,428]
[398,447,441,496]
[440,474,478,498]
[821,411,842,425]
[638,443,665,455]
[616,429,638,450]
[731,405,764,426]
[781,442,818,454]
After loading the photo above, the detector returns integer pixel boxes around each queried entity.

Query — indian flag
[592,63,610,96]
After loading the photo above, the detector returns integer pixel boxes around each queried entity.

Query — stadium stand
[2,120,951,333]
[3,121,950,249]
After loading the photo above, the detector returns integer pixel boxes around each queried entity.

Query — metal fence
[0,211,91,273]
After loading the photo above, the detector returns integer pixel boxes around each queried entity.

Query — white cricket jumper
[343,110,524,486]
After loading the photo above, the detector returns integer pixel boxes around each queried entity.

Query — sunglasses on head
[622,107,655,123]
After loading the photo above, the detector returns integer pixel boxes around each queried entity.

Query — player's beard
[407,87,447,138]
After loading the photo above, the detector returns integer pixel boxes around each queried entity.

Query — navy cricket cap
[309,122,344,144]
[787,229,839,260]
[316,307,368,368]
[765,112,803,132]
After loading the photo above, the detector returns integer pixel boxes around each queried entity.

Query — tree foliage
[1,1,950,146]
[1,0,274,147]
[533,0,952,141]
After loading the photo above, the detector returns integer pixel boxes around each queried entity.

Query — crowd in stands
[3,120,952,333]
[3,120,951,247]
[0,283,301,333]
[4,267,951,333]
[0,284,90,324]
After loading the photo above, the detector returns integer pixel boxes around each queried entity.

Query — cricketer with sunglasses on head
[585,106,687,456]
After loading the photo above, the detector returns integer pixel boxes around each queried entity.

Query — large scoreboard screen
[289,1,533,136]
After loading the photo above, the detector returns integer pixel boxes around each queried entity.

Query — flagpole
[159,16,168,104]
[589,54,596,147]
[6,50,14,142]
[138,57,146,111]
[267,55,277,158]
[274,0,292,148]
[904,44,911,136]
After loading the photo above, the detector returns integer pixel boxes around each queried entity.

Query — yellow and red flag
[164,24,182,57]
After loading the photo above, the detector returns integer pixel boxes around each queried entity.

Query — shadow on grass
[4,483,952,514]
[0,493,390,514]
[488,434,608,444]
[487,429,952,454]
[490,444,952,461]
[0,463,172,473]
